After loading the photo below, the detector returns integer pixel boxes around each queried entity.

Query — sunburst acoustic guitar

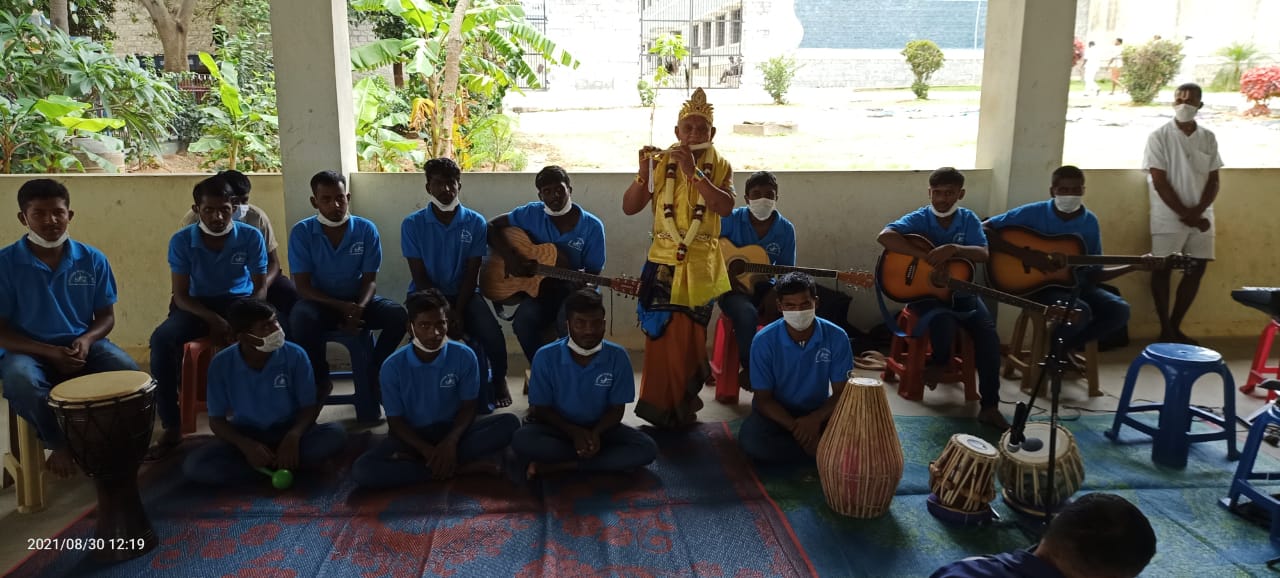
[719,238,875,293]
[481,228,641,305]
[987,226,1194,296]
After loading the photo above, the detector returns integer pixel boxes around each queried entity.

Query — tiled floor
[0,337,1272,572]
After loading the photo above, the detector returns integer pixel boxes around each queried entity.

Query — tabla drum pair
[997,422,1085,518]
[48,370,158,562]
[927,434,999,525]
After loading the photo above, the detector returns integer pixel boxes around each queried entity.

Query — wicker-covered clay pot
[816,374,904,518]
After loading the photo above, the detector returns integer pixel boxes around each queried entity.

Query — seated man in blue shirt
[149,176,268,459]
[512,289,658,478]
[183,299,346,485]
[739,273,852,461]
[877,167,1008,430]
[489,166,607,380]
[0,179,140,478]
[930,493,1155,578]
[984,166,1132,360]
[351,290,520,488]
[718,170,797,387]
[402,158,508,410]
[288,170,408,404]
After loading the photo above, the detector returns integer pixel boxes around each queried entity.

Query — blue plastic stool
[1105,343,1240,468]
[322,330,380,423]
[1222,404,1280,544]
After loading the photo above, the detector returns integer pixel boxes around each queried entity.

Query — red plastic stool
[881,307,979,402]
[1241,318,1280,401]
[179,338,222,434]
[710,317,765,404]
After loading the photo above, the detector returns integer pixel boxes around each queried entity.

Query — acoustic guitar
[877,234,1079,324]
[719,238,875,293]
[988,226,1194,295]
[481,228,641,305]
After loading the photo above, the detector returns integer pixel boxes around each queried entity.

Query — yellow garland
[652,156,706,261]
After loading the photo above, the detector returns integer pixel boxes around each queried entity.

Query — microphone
[1006,402,1030,451]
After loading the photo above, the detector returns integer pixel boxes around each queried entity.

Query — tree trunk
[437,0,470,160]
[48,0,70,33]
[393,62,404,89]
[136,0,200,72]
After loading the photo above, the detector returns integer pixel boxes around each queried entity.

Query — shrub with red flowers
[1240,65,1280,116]
[1073,38,1085,67]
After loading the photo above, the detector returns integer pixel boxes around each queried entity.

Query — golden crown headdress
[678,88,714,125]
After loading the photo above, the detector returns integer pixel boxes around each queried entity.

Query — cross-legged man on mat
[351,290,519,488]
[183,299,346,485]
[737,273,852,462]
[931,493,1155,578]
[512,289,658,477]
[149,176,268,460]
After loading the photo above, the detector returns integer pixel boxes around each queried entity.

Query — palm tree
[1212,42,1262,92]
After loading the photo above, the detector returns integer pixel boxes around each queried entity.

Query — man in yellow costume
[622,88,735,428]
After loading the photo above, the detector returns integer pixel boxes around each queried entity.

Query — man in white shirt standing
[1144,83,1222,345]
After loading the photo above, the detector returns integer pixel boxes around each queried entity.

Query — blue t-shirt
[400,206,488,296]
[719,207,797,267]
[750,318,854,415]
[929,550,1065,578]
[206,342,317,431]
[0,239,118,346]
[528,338,635,427]
[168,222,268,297]
[379,341,480,428]
[288,215,382,301]
[507,202,606,273]
[985,200,1102,256]
[886,206,988,248]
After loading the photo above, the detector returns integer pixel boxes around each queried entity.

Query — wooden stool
[3,404,47,513]
[179,338,221,435]
[522,369,532,395]
[882,308,979,402]
[1002,310,1101,397]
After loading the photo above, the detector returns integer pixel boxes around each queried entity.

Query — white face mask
[430,196,460,213]
[1173,103,1198,123]
[198,219,232,237]
[26,230,69,249]
[782,309,816,332]
[1053,195,1084,214]
[231,204,250,221]
[748,198,776,220]
[544,199,574,217]
[930,204,958,218]
[252,328,286,353]
[566,336,603,357]
[316,211,350,227]
[412,329,446,354]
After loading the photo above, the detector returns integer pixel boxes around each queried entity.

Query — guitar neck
[739,262,839,279]
[534,264,614,288]
[947,278,1049,315]
[1065,255,1152,266]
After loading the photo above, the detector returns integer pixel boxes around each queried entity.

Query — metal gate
[516,0,550,90]
[639,0,743,89]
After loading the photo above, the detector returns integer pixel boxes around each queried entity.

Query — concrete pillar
[269,0,358,229]
[975,0,1078,215]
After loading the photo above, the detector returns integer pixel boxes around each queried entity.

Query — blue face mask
[232,204,249,221]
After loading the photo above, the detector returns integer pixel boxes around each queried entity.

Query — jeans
[350,414,520,488]
[1029,286,1131,351]
[182,422,347,485]
[910,295,1003,408]
[511,423,658,472]
[267,275,299,337]
[448,294,508,383]
[289,296,408,389]
[149,296,241,431]
[737,410,820,464]
[0,339,139,449]
[510,287,570,362]
[718,291,763,370]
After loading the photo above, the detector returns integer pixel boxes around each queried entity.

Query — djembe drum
[927,434,998,523]
[997,422,1085,518]
[48,371,158,562]
[816,374,904,518]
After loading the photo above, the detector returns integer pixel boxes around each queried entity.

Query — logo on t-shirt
[273,374,288,388]
[460,230,473,244]
[349,242,364,256]
[441,373,459,389]
[567,238,585,252]
[231,252,247,265]
[68,270,95,286]
[815,348,832,363]
[594,373,614,388]
[765,243,781,257]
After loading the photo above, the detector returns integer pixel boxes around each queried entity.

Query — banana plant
[0,94,124,173]
[353,76,425,172]
[188,52,280,171]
